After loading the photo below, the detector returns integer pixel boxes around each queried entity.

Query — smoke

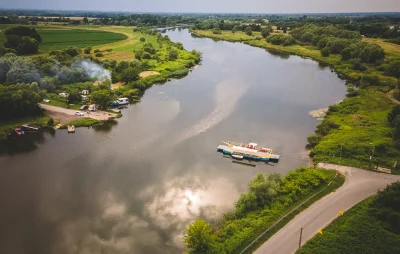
[77,60,111,81]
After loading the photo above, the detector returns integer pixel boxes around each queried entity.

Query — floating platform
[67,125,75,133]
[217,144,280,162]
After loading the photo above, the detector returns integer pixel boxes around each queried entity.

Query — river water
[0,29,346,254]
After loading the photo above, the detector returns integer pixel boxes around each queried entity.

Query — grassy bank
[298,183,400,254]
[184,167,344,254]
[191,29,400,174]
[62,117,101,128]
[0,115,51,141]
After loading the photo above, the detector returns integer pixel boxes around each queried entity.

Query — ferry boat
[217,141,280,162]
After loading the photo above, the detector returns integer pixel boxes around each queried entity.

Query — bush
[94,49,100,53]
[47,117,54,126]
[321,47,330,57]
[212,28,222,34]
[140,37,146,42]
[349,58,367,71]
[168,49,178,60]
[95,52,104,57]
[84,46,92,54]
[62,46,81,57]
[385,61,400,78]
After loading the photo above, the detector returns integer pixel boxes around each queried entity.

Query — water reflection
[0,29,347,254]
[92,120,118,133]
[0,128,55,155]
[266,49,290,59]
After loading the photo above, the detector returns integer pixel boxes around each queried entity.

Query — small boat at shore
[67,125,75,133]
[22,124,41,131]
[15,127,24,135]
[217,140,280,162]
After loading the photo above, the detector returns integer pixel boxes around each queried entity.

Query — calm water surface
[0,29,346,254]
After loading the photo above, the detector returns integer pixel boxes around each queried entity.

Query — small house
[81,90,90,95]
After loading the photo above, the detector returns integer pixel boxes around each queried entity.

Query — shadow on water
[92,120,118,133]
[265,49,290,59]
[0,128,55,156]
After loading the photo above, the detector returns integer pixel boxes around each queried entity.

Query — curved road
[254,163,400,254]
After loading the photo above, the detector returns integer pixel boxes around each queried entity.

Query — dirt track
[40,104,116,124]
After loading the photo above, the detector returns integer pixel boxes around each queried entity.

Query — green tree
[83,17,89,24]
[39,76,56,92]
[245,27,252,36]
[84,46,92,54]
[0,82,45,120]
[232,25,238,34]
[385,61,400,78]
[359,44,385,63]
[321,47,330,57]
[121,67,140,83]
[6,57,40,84]
[140,37,146,42]
[67,90,81,104]
[91,89,112,109]
[184,219,216,254]
[168,49,178,60]
[62,46,81,57]
[261,28,271,38]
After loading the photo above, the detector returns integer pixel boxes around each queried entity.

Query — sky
[1,0,400,13]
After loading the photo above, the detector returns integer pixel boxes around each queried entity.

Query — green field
[0,25,128,52]
[37,29,127,51]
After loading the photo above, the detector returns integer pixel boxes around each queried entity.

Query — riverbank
[184,167,345,254]
[191,29,400,174]
[0,115,52,141]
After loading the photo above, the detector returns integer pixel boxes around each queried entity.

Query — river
[0,29,346,254]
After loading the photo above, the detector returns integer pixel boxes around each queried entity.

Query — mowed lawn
[37,29,128,51]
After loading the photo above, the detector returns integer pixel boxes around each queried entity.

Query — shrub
[95,52,104,57]
[385,61,400,78]
[94,49,100,53]
[321,47,330,57]
[140,37,146,42]
[84,46,92,54]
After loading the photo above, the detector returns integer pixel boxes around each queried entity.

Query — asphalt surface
[254,163,400,254]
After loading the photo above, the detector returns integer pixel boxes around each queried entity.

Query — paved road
[40,104,115,121]
[254,163,400,254]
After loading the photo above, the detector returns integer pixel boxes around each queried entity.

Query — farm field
[37,28,128,51]
[0,25,128,52]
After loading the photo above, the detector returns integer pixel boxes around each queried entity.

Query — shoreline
[190,29,400,173]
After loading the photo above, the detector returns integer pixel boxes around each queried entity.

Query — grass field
[0,24,128,53]
[298,195,400,254]
[363,37,400,61]
[37,28,127,51]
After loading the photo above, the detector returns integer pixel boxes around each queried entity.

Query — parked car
[75,111,85,116]
[80,105,88,110]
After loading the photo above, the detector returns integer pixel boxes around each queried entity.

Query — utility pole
[298,227,303,250]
